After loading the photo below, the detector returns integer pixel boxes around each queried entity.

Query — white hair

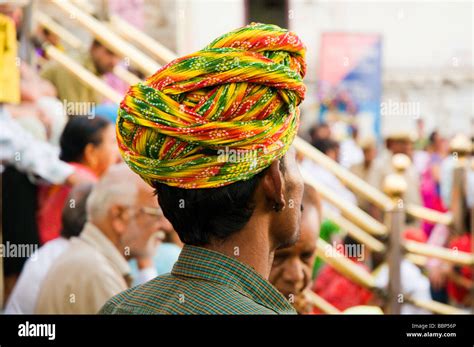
[86,164,141,222]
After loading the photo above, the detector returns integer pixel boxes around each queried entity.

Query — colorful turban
[117,22,306,189]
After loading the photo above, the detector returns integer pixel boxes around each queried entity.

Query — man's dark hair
[91,39,104,49]
[91,39,116,55]
[59,116,110,163]
[154,160,285,246]
[61,183,94,239]
[312,139,339,155]
[343,234,362,247]
[309,122,329,142]
[428,130,438,145]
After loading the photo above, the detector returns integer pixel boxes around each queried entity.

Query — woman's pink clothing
[37,163,97,244]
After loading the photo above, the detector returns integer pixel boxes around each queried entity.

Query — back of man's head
[61,183,94,239]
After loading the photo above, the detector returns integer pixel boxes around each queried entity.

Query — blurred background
[0,0,473,315]
[34,0,474,138]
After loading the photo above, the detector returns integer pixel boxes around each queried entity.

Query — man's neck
[205,216,275,279]
[90,220,123,257]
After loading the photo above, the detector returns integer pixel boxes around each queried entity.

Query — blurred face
[270,204,319,298]
[326,147,339,162]
[85,124,121,177]
[364,146,377,163]
[120,182,173,258]
[0,5,22,27]
[41,28,60,46]
[316,126,330,141]
[433,134,446,153]
[417,119,424,134]
[439,138,449,157]
[272,148,305,249]
[390,139,413,157]
[91,44,119,75]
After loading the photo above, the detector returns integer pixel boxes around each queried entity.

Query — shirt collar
[172,244,296,314]
[80,222,131,277]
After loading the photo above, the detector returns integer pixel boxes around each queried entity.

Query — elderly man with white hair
[35,164,173,314]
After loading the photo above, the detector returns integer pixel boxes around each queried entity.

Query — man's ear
[262,159,286,210]
[109,204,127,235]
[83,143,97,169]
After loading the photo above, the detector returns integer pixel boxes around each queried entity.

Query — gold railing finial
[383,173,407,200]
[392,153,411,174]
[450,133,471,160]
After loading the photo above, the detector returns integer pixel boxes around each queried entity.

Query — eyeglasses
[139,206,164,217]
[123,205,164,218]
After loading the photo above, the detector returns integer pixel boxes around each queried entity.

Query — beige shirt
[350,162,372,212]
[40,53,102,106]
[35,223,131,314]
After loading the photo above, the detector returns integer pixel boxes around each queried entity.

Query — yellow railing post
[382,157,408,314]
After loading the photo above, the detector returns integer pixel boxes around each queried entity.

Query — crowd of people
[302,121,473,312]
[1,3,473,315]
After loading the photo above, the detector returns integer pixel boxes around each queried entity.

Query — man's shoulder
[45,238,113,282]
[40,61,66,79]
[99,273,277,315]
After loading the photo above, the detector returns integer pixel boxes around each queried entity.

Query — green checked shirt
[100,245,296,314]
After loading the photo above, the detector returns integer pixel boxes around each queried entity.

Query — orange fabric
[312,260,373,313]
[447,234,472,304]
[403,227,428,243]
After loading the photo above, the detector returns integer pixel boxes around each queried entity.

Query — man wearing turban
[100,23,307,314]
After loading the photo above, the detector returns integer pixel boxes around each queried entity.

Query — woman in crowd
[37,116,120,244]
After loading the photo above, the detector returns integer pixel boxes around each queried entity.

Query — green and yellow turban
[117,23,306,189]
